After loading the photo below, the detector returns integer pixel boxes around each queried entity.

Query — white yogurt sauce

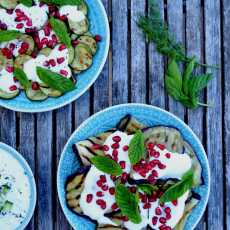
[23,44,72,83]
[0,3,48,33]
[59,5,86,23]
[79,166,117,226]
[0,68,19,93]
[79,131,193,229]
[0,148,30,230]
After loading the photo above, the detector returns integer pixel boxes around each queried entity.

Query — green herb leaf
[36,67,75,93]
[0,31,22,43]
[115,184,141,224]
[128,130,145,165]
[14,68,31,89]
[183,58,195,95]
[49,17,71,47]
[137,184,158,196]
[41,0,82,6]
[90,156,122,176]
[19,0,33,7]
[160,169,194,203]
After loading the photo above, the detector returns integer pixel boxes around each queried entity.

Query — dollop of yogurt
[23,44,72,83]
[0,148,30,230]
[59,5,86,23]
[0,68,19,93]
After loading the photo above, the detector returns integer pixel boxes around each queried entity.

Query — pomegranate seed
[103,145,109,151]
[155,207,162,215]
[55,11,60,18]
[166,213,171,220]
[43,61,49,67]
[49,59,56,67]
[110,175,117,181]
[44,25,51,36]
[123,145,129,151]
[9,85,17,91]
[150,159,159,167]
[31,51,38,58]
[1,48,9,56]
[92,144,101,150]
[0,22,7,30]
[100,175,106,182]
[59,15,67,21]
[13,77,18,82]
[47,40,54,48]
[159,191,164,197]
[72,40,79,47]
[165,227,172,230]
[129,186,136,193]
[111,203,118,210]
[32,82,40,90]
[159,225,166,230]
[133,165,140,172]
[119,161,126,169]
[159,217,166,224]
[122,216,129,222]
[148,175,156,181]
[95,35,102,42]
[102,185,109,191]
[86,194,93,203]
[96,191,104,197]
[139,171,146,178]
[172,200,178,206]
[9,43,16,50]
[96,180,103,187]
[108,187,115,195]
[58,44,66,51]
[158,163,166,169]
[164,207,171,213]
[15,9,22,14]
[16,23,24,29]
[143,203,151,209]
[165,153,171,159]
[21,42,29,50]
[52,34,58,43]
[140,194,147,203]
[148,143,155,150]
[57,57,65,64]
[121,172,128,183]
[18,48,26,54]
[152,151,160,158]
[157,144,165,150]
[151,170,158,177]
[6,66,14,73]
[15,16,27,22]
[96,199,104,205]
[112,136,121,142]
[152,216,158,225]
[111,142,119,149]
[25,28,36,33]
[26,20,32,27]
[41,37,48,45]
[60,69,68,77]
[6,9,13,14]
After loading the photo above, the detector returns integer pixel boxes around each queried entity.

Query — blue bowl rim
[0,0,110,113]
[0,142,37,230]
[57,103,211,230]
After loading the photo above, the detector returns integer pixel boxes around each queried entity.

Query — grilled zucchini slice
[69,18,89,35]
[0,51,13,71]
[40,86,62,97]
[25,87,48,101]
[78,1,88,15]
[0,0,17,9]
[71,43,92,72]
[78,35,97,55]
[0,88,19,99]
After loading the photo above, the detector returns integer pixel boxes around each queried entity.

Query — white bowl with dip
[0,142,36,230]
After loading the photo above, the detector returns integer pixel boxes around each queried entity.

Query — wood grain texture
[130,0,147,103]
[185,1,206,228]
[112,0,128,104]
[148,0,165,108]
[204,0,224,229]
[222,0,230,228]
[167,0,185,120]
[36,112,53,230]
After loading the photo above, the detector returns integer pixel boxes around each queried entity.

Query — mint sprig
[115,184,141,224]
[128,130,145,165]
[90,156,122,176]
[36,67,75,93]
[49,17,71,48]
[0,31,22,43]
[41,0,82,6]
[14,68,31,89]
[160,169,194,203]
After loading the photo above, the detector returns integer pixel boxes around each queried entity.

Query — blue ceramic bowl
[57,104,210,230]
[0,142,37,230]
[0,0,109,113]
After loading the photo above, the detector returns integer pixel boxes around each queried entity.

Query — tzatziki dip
[0,148,30,230]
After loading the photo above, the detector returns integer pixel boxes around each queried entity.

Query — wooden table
[0,0,229,229]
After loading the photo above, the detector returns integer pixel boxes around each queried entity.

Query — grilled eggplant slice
[78,35,97,55]
[0,0,17,9]
[40,86,62,97]
[78,1,88,15]
[66,166,90,214]
[0,88,19,99]
[97,226,123,230]
[116,115,144,134]
[69,18,89,35]
[72,129,116,165]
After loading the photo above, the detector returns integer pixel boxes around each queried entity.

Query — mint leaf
[160,169,194,203]
[115,184,141,224]
[90,156,122,176]
[137,184,158,196]
[14,68,31,89]
[0,31,22,43]
[36,67,75,93]
[41,0,82,6]
[19,0,33,7]
[128,130,145,165]
[49,17,71,47]
[183,58,195,95]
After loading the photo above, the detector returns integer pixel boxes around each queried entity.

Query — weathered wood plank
[55,105,72,230]
[204,0,224,229]
[93,0,110,112]
[222,0,230,228]
[148,0,165,108]
[19,113,35,230]
[112,0,128,104]
[167,0,185,120]
[36,112,53,230]
[130,0,146,103]
[185,1,206,229]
